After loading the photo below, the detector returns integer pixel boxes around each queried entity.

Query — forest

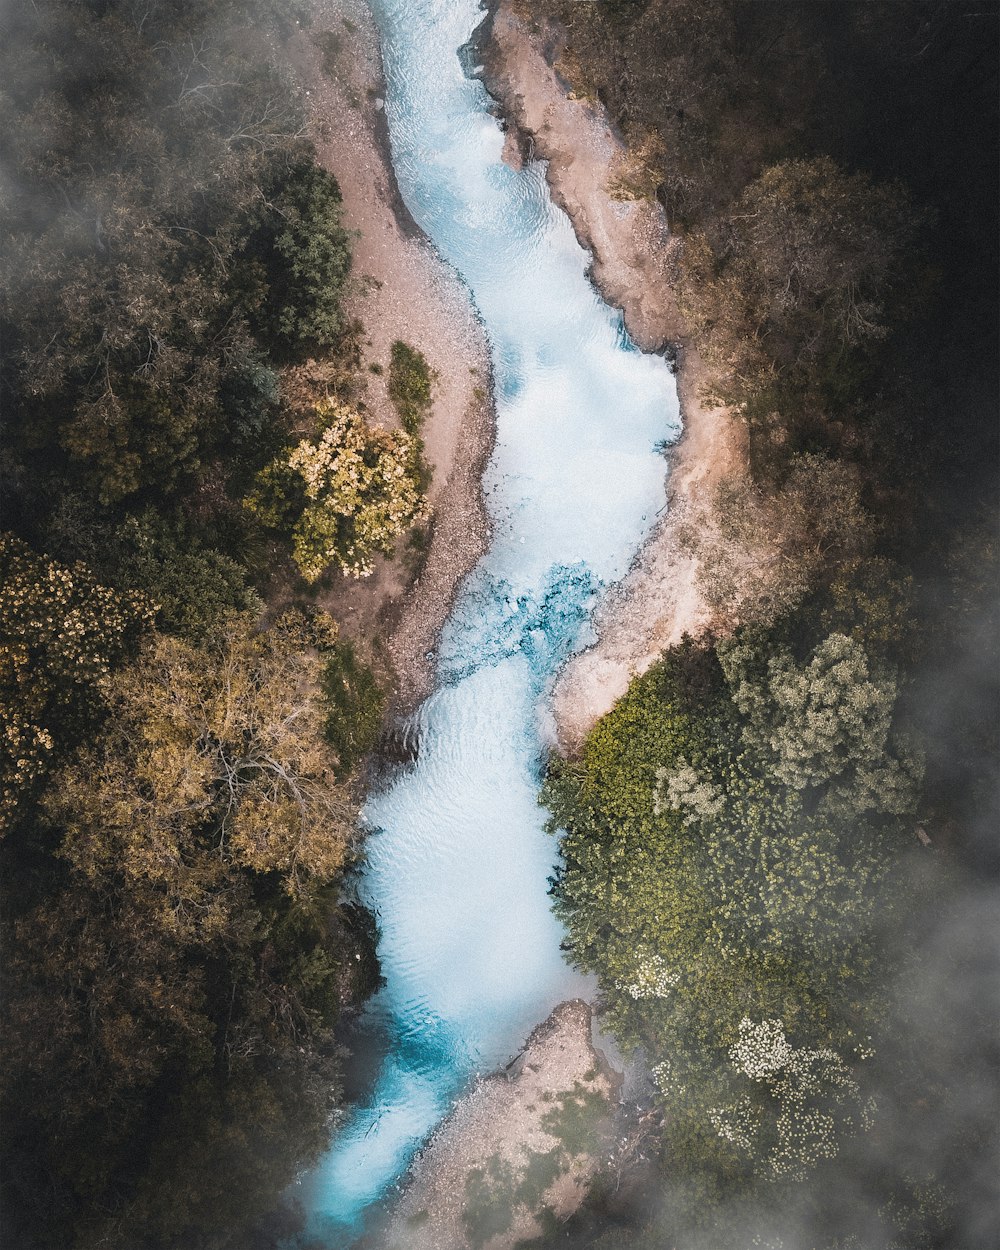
[528,1,999,1247]
[0,1,431,1245]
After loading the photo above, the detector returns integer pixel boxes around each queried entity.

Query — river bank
[287,0,495,714]
[479,0,748,752]
[376,1001,615,1250]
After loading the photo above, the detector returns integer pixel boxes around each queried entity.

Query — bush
[321,641,385,779]
[388,340,434,434]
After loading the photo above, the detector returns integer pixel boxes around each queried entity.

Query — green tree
[248,160,353,356]
[719,629,924,814]
[110,513,263,643]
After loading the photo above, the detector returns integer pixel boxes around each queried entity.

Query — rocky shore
[378,1001,617,1250]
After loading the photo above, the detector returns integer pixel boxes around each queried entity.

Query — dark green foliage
[218,348,284,463]
[246,161,352,359]
[110,513,263,642]
[388,339,434,433]
[322,641,386,779]
[0,0,351,523]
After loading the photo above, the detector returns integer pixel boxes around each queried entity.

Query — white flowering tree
[719,630,924,815]
[710,1018,874,1182]
[248,400,428,580]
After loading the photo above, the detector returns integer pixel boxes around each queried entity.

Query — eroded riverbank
[480,0,748,752]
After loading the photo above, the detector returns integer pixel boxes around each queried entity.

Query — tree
[52,611,353,897]
[545,631,918,1191]
[2,611,363,1248]
[686,453,875,625]
[0,1,341,508]
[678,157,926,406]
[248,160,352,356]
[0,535,152,830]
[709,1017,872,1183]
[247,400,428,580]
[719,629,924,814]
[110,513,263,643]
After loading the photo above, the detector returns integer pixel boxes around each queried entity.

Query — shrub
[388,340,434,434]
[321,641,385,779]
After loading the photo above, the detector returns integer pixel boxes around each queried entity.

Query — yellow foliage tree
[248,400,428,580]
[0,534,153,830]
[49,611,354,905]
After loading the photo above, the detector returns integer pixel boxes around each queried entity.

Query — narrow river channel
[299,0,680,1241]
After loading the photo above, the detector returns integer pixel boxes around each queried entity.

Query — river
[298,0,679,1241]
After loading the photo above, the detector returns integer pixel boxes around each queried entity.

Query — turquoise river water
[298,0,679,1241]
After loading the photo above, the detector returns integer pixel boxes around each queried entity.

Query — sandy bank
[287,0,494,713]
[378,1001,616,1250]
[481,1,747,752]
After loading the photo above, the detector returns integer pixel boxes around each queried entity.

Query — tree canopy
[2,612,368,1249]
[544,625,918,1209]
[0,2,390,1245]
[247,399,429,580]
